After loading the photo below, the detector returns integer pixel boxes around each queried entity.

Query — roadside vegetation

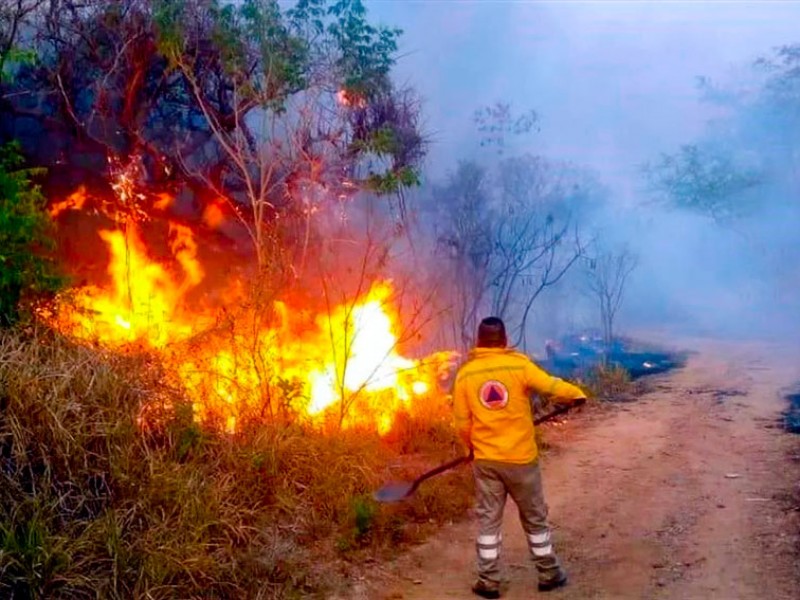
[0,326,473,599]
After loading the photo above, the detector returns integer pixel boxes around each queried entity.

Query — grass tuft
[580,362,635,401]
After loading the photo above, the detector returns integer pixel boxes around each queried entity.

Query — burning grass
[0,327,472,599]
[41,222,454,436]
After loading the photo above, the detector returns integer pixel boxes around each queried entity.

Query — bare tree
[490,156,588,348]
[431,155,590,351]
[297,197,444,429]
[429,161,493,349]
[474,102,538,156]
[584,245,638,353]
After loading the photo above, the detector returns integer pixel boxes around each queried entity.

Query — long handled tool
[373,400,584,503]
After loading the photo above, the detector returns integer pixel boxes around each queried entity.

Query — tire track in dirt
[356,338,800,600]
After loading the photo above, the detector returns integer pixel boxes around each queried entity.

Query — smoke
[368,0,800,345]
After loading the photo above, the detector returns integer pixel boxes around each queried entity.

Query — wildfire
[49,186,88,218]
[51,226,205,348]
[336,88,367,109]
[47,210,453,435]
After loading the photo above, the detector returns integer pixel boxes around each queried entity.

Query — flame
[203,201,226,229]
[336,89,367,109]
[49,224,210,348]
[169,222,204,290]
[49,186,88,218]
[154,193,174,211]
[46,200,453,435]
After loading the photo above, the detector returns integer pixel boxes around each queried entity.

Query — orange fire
[47,215,453,435]
[49,186,88,218]
[336,88,367,109]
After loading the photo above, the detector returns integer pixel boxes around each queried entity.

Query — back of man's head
[476,317,507,348]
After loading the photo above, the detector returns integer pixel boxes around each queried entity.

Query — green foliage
[1,502,71,599]
[352,494,378,539]
[4,0,423,260]
[171,405,207,461]
[644,144,762,221]
[151,1,186,60]
[365,166,420,194]
[327,0,400,95]
[149,0,421,211]
[352,126,400,155]
[154,0,399,110]
[0,47,37,83]
[0,143,63,326]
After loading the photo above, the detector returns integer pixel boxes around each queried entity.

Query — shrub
[0,142,63,326]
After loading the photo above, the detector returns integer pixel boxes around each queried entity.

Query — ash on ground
[538,332,686,381]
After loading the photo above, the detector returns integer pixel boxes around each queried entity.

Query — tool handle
[410,450,473,493]
[407,399,584,494]
[414,450,472,485]
[533,398,584,425]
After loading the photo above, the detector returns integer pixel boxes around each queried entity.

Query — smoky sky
[367,1,800,342]
[369,1,800,190]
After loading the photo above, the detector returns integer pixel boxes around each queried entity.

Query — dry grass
[580,362,635,401]
[0,327,473,599]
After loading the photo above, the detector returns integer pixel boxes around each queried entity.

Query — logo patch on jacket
[478,380,509,410]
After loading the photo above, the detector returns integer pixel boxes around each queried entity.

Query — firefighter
[453,316,587,598]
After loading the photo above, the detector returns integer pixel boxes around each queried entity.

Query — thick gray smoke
[369,1,800,346]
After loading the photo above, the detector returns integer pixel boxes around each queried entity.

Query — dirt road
[366,337,800,599]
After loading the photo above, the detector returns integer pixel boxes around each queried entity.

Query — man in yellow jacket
[454,317,586,598]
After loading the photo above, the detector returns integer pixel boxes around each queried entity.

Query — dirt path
[361,337,800,600]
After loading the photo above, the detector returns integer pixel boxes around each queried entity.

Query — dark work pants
[473,459,564,586]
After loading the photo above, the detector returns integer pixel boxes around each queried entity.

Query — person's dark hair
[476,317,507,348]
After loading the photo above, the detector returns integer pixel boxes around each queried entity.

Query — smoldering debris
[539,332,686,380]
[783,390,800,434]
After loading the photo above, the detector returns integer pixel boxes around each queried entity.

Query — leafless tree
[489,156,588,348]
[584,245,638,352]
[429,161,492,349]
[310,198,442,429]
[431,156,590,351]
[474,102,538,156]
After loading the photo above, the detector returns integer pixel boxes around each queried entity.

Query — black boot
[537,571,568,592]
[472,579,501,599]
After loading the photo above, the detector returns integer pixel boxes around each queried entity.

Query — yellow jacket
[453,347,586,464]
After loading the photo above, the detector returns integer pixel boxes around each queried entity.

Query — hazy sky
[367,1,800,339]
[369,1,800,199]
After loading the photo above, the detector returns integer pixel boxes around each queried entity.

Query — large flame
[52,226,205,347]
[47,211,452,435]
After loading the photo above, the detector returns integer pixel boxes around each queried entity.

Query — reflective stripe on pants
[473,459,562,583]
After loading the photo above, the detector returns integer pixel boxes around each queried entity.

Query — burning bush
[40,216,455,435]
[0,326,471,598]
